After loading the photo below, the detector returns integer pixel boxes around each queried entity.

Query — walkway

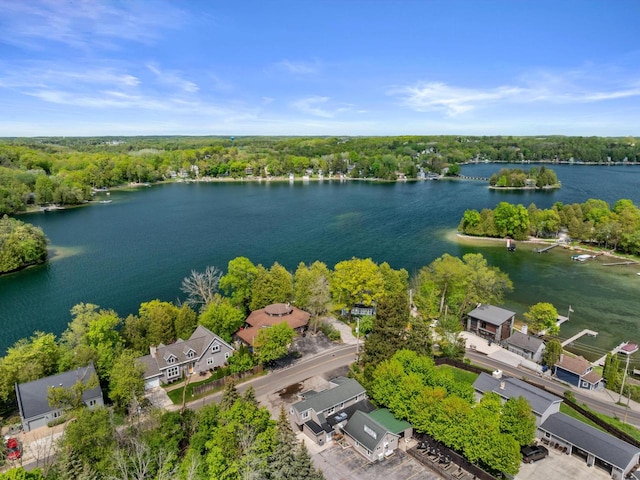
[594,341,630,366]
[561,329,598,347]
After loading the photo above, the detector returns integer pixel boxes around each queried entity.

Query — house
[15,364,104,432]
[539,412,640,480]
[472,372,562,426]
[137,325,234,390]
[342,410,401,462]
[466,304,515,343]
[505,331,546,363]
[554,354,603,390]
[235,303,310,348]
[290,377,371,445]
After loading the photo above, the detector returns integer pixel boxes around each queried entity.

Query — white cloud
[276,59,320,75]
[147,64,199,93]
[291,96,353,118]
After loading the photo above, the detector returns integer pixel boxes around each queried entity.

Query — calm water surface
[3,163,640,363]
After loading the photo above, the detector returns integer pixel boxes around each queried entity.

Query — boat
[571,254,593,262]
[506,239,516,252]
[98,200,112,204]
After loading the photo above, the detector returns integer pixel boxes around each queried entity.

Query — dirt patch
[277,382,305,402]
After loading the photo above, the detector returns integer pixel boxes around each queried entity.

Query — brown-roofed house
[554,354,603,390]
[235,303,310,347]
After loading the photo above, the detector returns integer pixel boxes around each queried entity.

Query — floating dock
[595,342,630,366]
[535,244,559,253]
[561,329,598,347]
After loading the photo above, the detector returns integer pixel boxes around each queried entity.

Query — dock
[561,329,598,347]
[595,342,633,366]
[535,244,559,253]
[602,261,640,266]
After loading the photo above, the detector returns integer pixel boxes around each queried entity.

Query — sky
[1,0,640,137]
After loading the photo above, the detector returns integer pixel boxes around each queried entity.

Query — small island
[489,165,560,190]
[0,215,48,275]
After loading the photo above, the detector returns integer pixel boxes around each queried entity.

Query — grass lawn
[436,365,479,385]
[166,369,267,404]
[560,403,640,443]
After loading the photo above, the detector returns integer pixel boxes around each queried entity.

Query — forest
[0,216,48,274]
[488,165,559,188]
[458,197,640,255]
[1,135,639,215]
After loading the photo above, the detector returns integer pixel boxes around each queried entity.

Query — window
[339,402,344,409]
[87,399,97,407]
[167,356,176,364]
[167,366,180,378]
[186,350,195,359]
[302,411,309,419]
[52,411,62,418]
[207,357,214,365]
[211,344,220,353]
[326,407,335,415]
[224,352,230,359]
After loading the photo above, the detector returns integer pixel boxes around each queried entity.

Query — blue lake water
[2,163,640,363]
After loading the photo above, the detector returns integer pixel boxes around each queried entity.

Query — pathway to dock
[561,329,598,347]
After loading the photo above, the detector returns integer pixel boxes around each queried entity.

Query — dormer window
[186,349,195,359]
[166,355,176,364]
[211,344,220,353]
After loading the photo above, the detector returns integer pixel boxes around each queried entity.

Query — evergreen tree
[362,289,410,367]
[292,441,325,480]
[265,407,298,479]
[220,380,240,411]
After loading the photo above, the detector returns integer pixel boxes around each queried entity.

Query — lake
[3,163,640,364]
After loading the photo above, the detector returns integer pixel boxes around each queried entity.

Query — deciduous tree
[524,302,559,335]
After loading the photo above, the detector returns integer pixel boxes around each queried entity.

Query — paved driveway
[312,444,443,480]
[515,445,611,480]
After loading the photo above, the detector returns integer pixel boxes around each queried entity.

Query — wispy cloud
[391,71,640,116]
[291,96,353,118]
[147,64,199,93]
[276,59,321,75]
[0,0,186,50]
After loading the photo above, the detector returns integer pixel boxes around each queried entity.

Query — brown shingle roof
[582,370,603,385]
[237,303,310,346]
[556,354,591,375]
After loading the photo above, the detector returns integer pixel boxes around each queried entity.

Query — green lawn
[560,403,640,443]
[166,369,266,404]
[436,365,479,385]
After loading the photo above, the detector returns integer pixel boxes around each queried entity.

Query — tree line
[1,135,639,214]
[459,197,640,254]
[489,165,559,188]
[0,215,48,274]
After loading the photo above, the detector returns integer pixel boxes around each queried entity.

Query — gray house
[290,377,370,445]
[15,364,104,432]
[554,354,603,390]
[342,410,401,462]
[137,325,234,390]
[539,412,640,480]
[472,372,562,426]
[505,331,546,363]
[466,304,515,343]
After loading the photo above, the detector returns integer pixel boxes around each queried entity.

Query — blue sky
[1,0,640,137]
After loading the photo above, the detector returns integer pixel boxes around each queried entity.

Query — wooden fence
[192,365,263,397]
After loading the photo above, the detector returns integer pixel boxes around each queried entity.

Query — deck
[561,329,598,347]
[595,342,633,367]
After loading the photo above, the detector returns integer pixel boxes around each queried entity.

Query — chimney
[559,354,564,364]
[522,324,528,335]
[492,369,502,379]
[150,345,157,358]
[499,381,506,390]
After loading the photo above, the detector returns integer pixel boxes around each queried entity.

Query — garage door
[145,377,161,390]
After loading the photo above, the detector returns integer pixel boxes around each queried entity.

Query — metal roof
[467,304,515,326]
[368,408,411,435]
[343,411,398,452]
[506,331,545,352]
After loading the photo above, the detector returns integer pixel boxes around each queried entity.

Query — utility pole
[355,315,360,362]
[618,343,638,413]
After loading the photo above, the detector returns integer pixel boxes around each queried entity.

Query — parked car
[521,444,548,463]
[5,437,21,461]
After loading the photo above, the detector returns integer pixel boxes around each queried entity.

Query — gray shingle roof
[292,377,365,414]
[540,413,640,470]
[343,410,397,452]
[468,304,515,326]
[506,331,544,352]
[16,364,102,419]
[473,372,561,416]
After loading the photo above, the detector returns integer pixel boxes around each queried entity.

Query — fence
[192,365,263,397]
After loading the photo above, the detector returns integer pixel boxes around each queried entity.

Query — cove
[2,163,640,363]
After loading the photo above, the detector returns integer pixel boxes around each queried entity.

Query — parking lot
[516,445,611,480]
[311,443,443,480]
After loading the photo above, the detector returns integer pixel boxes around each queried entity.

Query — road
[465,350,640,428]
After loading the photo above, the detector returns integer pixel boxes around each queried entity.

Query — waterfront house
[472,372,562,426]
[137,325,234,390]
[15,364,104,432]
[554,354,603,390]
[466,304,515,343]
[290,377,370,445]
[235,303,310,348]
[505,330,546,363]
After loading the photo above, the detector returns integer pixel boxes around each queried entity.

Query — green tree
[174,303,198,340]
[330,257,385,310]
[219,256,258,314]
[0,469,45,480]
[48,371,99,412]
[293,261,331,319]
[500,396,536,447]
[249,262,294,311]
[61,407,116,474]
[494,202,530,240]
[108,349,145,411]
[139,300,179,346]
[542,339,563,367]
[524,302,559,335]
[603,352,621,390]
[198,294,245,342]
[254,322,296,364]
[362,290,410,368]
[0,215,48,274]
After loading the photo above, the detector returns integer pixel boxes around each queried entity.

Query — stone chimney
[150,345,157,358]
[499,381,506,390]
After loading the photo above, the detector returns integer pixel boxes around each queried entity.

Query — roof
[237,304,310,346]
[540,412,640,469]
[326,399,376,428]
[343,411,397,452]
[582,370,603,385]
[16,364,102,419]
[292,377,366,414]
[138,325,234,378]
[473,372,561,416]
[506,331,545,353]
[368,408,411,435]
[467,304,515,326]
[555,354,592,376]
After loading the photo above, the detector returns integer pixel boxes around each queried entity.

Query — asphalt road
[465,350,640,428]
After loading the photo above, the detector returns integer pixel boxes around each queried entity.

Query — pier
[561,329,598,347]
[595,342,633,366]
[535,244,559,253]
[602,261,640,266]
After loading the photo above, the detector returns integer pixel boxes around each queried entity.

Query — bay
[2,163,640,364]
